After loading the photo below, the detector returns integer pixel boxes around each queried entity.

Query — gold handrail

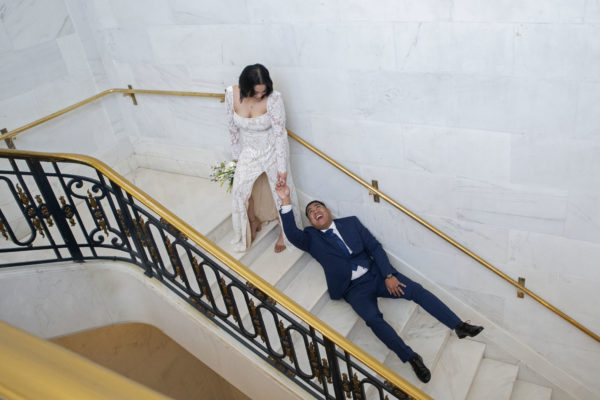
[0,88,224,143]
[1,87,597,343]
[0,148,430,400]
[0,320,169,399]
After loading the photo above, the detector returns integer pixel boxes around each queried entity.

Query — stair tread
[382,306,450,389]
[510,380,552,400]
[316,299,358,338]
[425,336,486,400]
[466,358,518,400]
[130,168,231,235]
[282,258,328,311]
[250,242,305,286]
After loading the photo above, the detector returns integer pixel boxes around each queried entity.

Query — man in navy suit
[275,182,483,383]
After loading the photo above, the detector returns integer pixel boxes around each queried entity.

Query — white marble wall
[2,0,600,396]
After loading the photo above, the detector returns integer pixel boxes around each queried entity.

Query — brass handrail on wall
[0,147,430,400]
[1,87,598,347]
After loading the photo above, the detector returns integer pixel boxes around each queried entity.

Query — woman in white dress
[226,64,301,253]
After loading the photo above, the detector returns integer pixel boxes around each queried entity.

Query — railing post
[26,159,83,262]
[109,183,153,277]
[1,128,15,149]
[323,336,346,400]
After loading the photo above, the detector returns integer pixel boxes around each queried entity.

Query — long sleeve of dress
[267,91,287,174]
[225,87,241,160]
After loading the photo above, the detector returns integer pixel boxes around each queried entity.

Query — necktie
[324,229,350,256]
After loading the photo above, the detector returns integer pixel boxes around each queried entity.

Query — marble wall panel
[0,91,38,132]
[514,24,593,80]
[575,82,600,140]
[403,124,511,182]
[0,41,68,101]
[0,19,11,52]
[107,0,175,26]
[510,136,571,189]
[307,116,405,169]
[585,0,600,23]
[396,22,514,75]
[360,165,458,217]
[289,152,365,203]
[567,140,600,195]
[508,230,600,281]
[294,24,395,70]
[0,0,74,50]
[15,104,116,155]
[452,0,587,23]
[147,25,223,67]
[274,68,358,118]
[172,0,249,24]
[101,28,155,63]
[564,194,600,244]
[57,34,93,79]
[454,179,567,235]
[404,214,511,265]
[246,0,339,23]
[509,78,579,138]
[340,0,452,22]
[220,25,299,68]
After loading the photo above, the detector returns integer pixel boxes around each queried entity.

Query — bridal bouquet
[210,160,236,192]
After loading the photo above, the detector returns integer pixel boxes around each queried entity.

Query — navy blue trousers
[343,270,461,362]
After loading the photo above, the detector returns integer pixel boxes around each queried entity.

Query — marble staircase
[128,167,554,400]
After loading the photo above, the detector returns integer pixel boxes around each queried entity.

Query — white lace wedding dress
[225,86,301,252]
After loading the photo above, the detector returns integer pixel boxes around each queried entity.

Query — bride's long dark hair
[239,64,273,101]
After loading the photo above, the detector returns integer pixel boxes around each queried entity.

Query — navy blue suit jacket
[280,210,396,300]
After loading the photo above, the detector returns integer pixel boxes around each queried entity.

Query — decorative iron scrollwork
[35,195,53,227]
[116,209,130,237]
[189,296,215,317]
[246,281,276,306]
[248,299,265,342]
[17,184,29,207]
[191,257,209,297]
[278,321,293,363]
[160,217,187,241]
[384,380,412,400]
[268,355,296,378]
[219,277,238,322]
[59,196,76,226]
[0,217,8,240]
[309,342,322,383]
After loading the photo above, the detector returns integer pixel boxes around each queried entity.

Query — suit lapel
[332,219,354,254]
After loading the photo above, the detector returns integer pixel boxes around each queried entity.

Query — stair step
[346,299,418,364]
[426,337,486,400]
[281,258,328,311]
[315,300,359,338]
[382,305,450,389]
[466,358,518,400]
[130,168,231,235]
[510,380,552,400]
[249,242,305,287]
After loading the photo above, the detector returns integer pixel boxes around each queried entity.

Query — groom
[275,182,483,383]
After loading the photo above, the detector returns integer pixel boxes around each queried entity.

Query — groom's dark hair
[305,200,326,217]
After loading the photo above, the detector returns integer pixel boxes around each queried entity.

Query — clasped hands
[385,275,406,297]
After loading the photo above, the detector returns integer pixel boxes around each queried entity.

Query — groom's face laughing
[307,203,333,230]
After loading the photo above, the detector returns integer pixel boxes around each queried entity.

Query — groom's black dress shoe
[409,353,431,383]
[455,321,484,339]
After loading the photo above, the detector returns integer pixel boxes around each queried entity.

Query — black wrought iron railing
[0,149,429,400]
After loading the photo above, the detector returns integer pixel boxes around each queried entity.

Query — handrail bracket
[124,84,138,106]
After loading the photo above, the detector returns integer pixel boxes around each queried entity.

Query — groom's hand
[385,275,406,297]
[275,181,291,205]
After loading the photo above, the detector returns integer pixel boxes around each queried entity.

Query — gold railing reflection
[1,87,598,348]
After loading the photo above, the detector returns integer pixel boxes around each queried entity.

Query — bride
[225,64,301,253]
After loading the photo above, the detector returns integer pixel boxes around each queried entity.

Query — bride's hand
[277,171,287,186]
